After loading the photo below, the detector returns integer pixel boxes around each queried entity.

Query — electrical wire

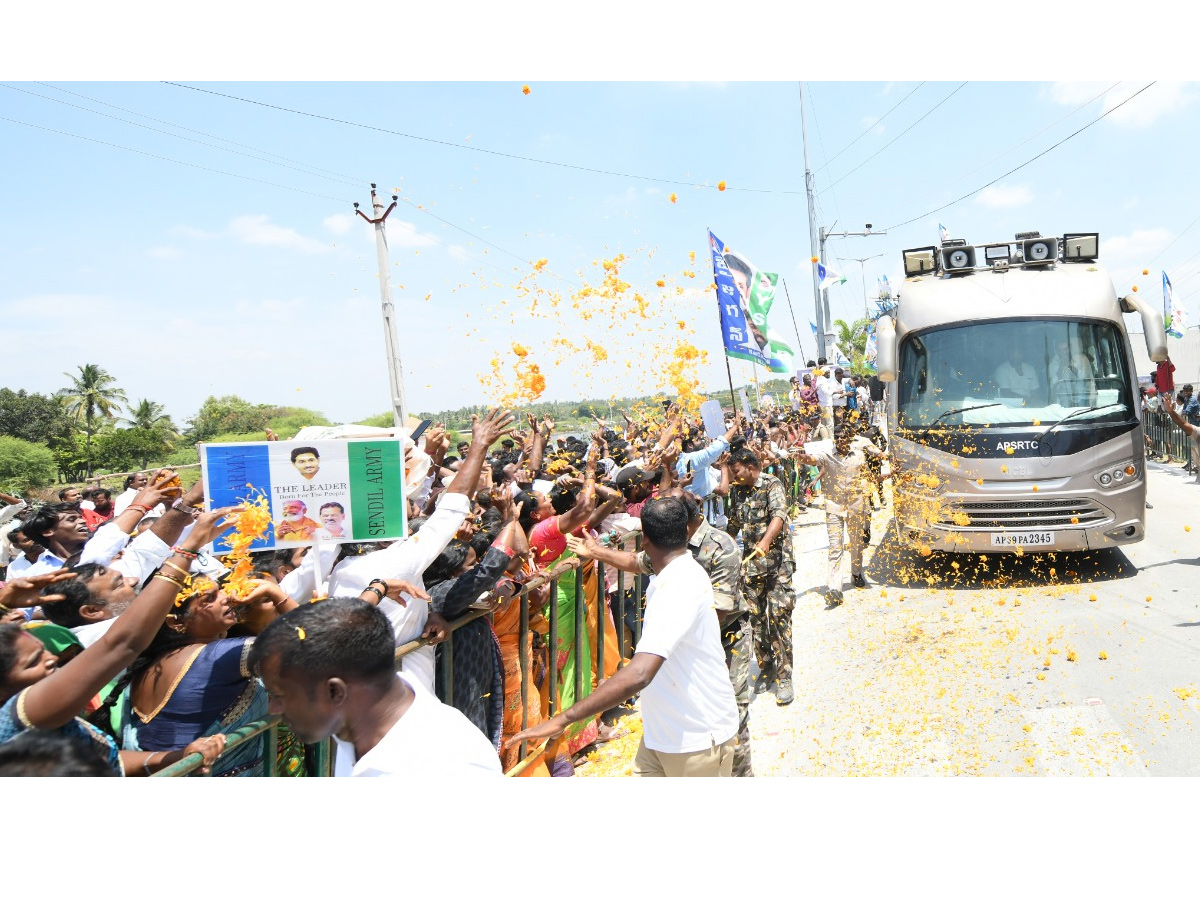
[814,82,925,174]
[6,83,580,283]
[0,113,527,281]
[160,81,805,196]
[819,82,968,195]
[884,82,1122,219]
[28,81,366,184]
[2,83,365,189]
[881,82,1157,231]
[0,115,353,204]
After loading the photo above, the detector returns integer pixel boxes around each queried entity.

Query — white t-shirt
[634,553,739,754]
[332,672,502,777]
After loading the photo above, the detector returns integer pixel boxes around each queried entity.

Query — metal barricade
[156,532,645,777]
[1144,411,1191,463]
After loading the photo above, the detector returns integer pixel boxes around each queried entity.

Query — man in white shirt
[508,496,739,776]
[814,369,836,440]
[326,408,515,694]
[994,346,1040,402]
[251,597,502,778]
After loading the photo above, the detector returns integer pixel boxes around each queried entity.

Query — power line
[1147,211,1200,267]
[0,113,526,281]
[0,115,353,204]
[883,82,1121,220]
[7,84,575,283]
[2,83,364,189]
[882,82,1157,231]
[819,82,968,195]
[160,80,806,197]
[29,81,366,185]
[814,82,925,174]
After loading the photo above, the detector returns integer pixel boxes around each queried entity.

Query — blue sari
[119,638,268,777]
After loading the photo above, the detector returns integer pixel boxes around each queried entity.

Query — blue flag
[709,229,777,370]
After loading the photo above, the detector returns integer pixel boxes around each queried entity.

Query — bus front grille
[935,498,1110,529]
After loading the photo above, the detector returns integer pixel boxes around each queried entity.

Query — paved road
[749,459,1200,776]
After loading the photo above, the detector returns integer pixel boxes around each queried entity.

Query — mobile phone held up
[410,419,433,442]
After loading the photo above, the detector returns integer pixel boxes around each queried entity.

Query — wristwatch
[172,497,200,517]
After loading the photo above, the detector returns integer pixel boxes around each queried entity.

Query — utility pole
[799,83,826,360]
[355,184,407,430]
[841,252,886,320]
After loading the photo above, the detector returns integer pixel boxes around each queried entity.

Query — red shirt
[1155,360,1176,395]
[81,508,112,530]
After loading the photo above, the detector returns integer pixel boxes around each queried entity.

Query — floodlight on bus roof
[1062,233,1099,261]
[902,246,938,277]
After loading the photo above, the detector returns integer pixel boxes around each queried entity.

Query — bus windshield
[897,319,1135,429]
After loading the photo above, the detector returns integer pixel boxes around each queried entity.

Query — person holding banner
[326,408,516,696]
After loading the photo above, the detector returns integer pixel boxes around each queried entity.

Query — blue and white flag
[939,223,951,244]
[708,229,793,372]
[863,327,878,372]
[1164,271,1186,339]
[816,261,846,292]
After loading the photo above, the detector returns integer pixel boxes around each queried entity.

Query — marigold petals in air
[522,85,531,95]
[717,181,726,191]
[668,193,677,204]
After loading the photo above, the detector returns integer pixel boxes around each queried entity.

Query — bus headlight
[1094,460,1140,488]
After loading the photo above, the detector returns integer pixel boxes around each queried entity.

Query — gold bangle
[153,573,184,588]
[161,560,191,580]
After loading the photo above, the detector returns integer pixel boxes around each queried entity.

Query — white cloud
[386,218,439,249]
[1047,81,1193,128]
[322,213,355,235]
[1100,227,1173,264]
[169,224,217,240]
[148,245,183,259]
[975,183,1034,209]
[228,214,330,254]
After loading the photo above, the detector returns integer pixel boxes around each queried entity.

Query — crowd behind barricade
[0,359,896,778]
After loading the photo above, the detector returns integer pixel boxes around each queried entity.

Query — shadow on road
[861,517,1138,591]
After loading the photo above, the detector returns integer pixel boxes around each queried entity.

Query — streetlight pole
[799,83,826,359]
[820,226,888,344]
[841,252,886,320]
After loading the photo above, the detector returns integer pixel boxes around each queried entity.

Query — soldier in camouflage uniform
[720,446,796,705]
[571,493,754,776]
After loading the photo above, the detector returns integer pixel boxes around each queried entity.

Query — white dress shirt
[326,491,471,693]
[332,672,501,777]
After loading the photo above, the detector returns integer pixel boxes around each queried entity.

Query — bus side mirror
[1120,294,1168,363]
[875,315,897,382]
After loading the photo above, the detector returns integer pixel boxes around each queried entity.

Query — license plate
[990,531,1055,548]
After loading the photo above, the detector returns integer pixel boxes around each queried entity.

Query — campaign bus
[874,231,1168,554]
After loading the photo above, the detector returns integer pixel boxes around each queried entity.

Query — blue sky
[3,79,1197,426]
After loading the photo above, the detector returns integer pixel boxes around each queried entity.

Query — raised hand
[0,570,78,609]
[472,408,516,448]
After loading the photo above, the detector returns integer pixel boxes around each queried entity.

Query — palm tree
[121,399,178,439]
[58,364,128,478]
[121,398,179,468]
[832,318,871,373]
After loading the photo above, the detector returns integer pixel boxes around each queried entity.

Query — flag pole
[709,224,740,414]
[781,277,808,364]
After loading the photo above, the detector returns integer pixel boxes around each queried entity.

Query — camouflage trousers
[743,569,796,687]
[721,614,753,778]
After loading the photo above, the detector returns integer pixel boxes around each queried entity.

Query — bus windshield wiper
[1037,403,1123,442]
[923,403,1003,428]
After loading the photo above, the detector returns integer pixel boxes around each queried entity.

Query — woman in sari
[0,507,237,776]
[94,573,300,777]
[515,450,622,770]
[427,496,526,750]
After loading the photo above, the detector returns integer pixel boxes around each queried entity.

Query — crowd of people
[0,358,895,778]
